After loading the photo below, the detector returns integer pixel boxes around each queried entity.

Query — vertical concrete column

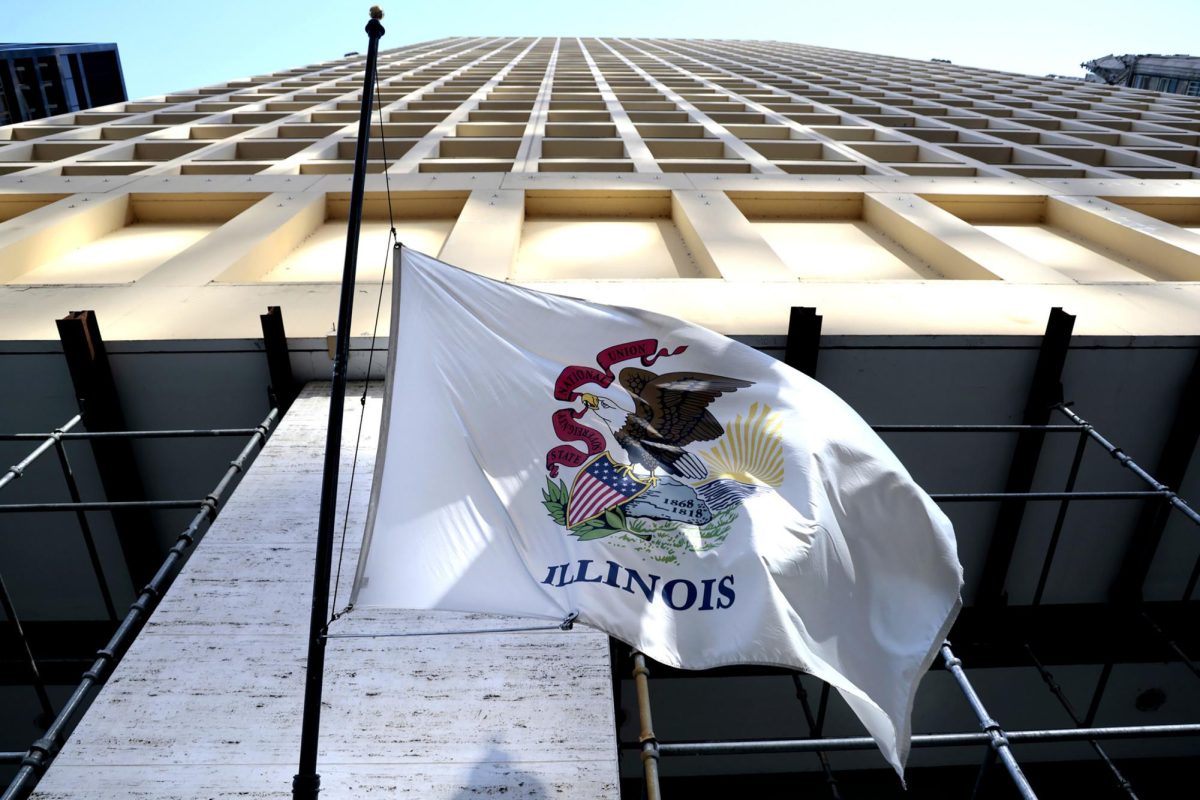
[671,190,793,281]
[576,38,661,173]
[513,38,561,172]
[390,39,542,173]
[438,188,524,279]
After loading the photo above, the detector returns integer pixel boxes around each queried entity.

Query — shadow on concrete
[450,747,553,799]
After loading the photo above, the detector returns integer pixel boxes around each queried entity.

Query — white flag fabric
[353,248,962,774]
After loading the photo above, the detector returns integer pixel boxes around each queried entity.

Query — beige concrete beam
[0,193,129,282]
[671,190,792,281]
[437,188,523,280]
[1046,195,1200,281]
[146,192,326,285]
[863,193,1072,282]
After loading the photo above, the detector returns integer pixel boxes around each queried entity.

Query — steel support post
[631,652,662,800]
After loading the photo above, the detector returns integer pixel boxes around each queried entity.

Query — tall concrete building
[1,37,1198,799]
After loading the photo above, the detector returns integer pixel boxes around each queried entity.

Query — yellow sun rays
[700,403,785,487]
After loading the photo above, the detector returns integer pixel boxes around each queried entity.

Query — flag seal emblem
[541,338,774,556]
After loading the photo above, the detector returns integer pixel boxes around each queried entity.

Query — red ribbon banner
[545,339,686,476]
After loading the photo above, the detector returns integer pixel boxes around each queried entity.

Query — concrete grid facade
[5,37,1200,179]
[2,36,1200,800]
[2,38,1200,345]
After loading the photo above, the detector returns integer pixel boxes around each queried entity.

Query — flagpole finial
[369,5,384,19]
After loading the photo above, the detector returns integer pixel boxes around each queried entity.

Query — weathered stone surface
[34,384,619,799]
[35,762,615,800]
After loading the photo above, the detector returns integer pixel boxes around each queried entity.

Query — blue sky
[6,0,1200,99]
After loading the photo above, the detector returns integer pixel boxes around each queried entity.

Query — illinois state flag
[353,248,962,774]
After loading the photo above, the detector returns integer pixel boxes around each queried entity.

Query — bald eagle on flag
[580,368,753,482]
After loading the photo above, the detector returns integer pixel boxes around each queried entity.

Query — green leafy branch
[541,477,646,542]
[541,476,570,526]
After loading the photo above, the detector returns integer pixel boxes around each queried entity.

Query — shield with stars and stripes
[566,452,650,527]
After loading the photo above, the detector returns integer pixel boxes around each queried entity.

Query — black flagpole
[292,7,385,799]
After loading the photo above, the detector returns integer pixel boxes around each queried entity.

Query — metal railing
[0,410,279,800]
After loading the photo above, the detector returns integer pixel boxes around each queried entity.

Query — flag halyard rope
[327,69,400,628]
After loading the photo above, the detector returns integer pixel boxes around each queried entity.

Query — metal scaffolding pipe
[941,643,1039,800]
[0,500,203,514]
[0,408,278,800]
[872,424,1084,433]
[1024,645,1139,798]
[1139,611,1200,682]
[1032,427,1090,606]
[53,438,118,621]
[1056,405,1200,527]
[0,427,263,442]
[930,491,1166,502]
[0,572,53,722]
[792,674,842,799]
[0,416,81,492]
[651,723,1200,756]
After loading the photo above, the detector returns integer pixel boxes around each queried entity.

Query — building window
[1164,78,1179,93]
[1187,80,1200,96]
[1133,74,1149,89]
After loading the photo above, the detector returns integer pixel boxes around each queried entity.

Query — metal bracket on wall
[977,307,1076,607]
[55,309,160,590]
[784,306,822,379]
